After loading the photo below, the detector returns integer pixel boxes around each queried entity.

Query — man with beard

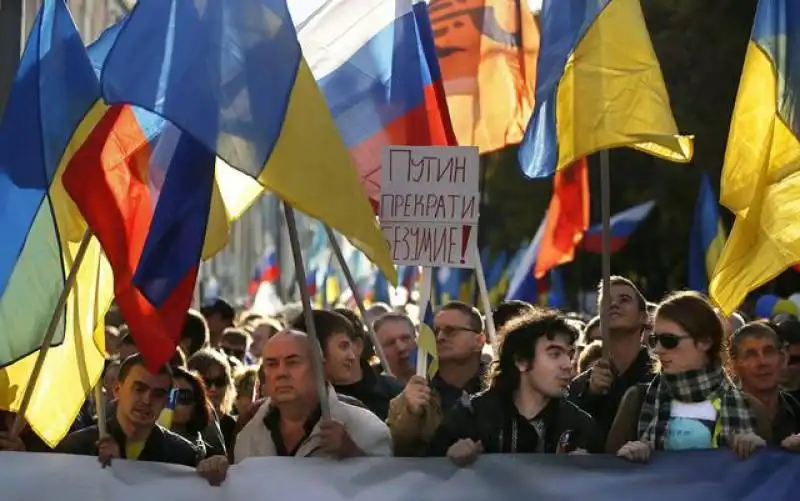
[428,310,600,466]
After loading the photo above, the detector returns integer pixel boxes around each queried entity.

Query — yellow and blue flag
[413,300,439,378]
[99,0,396,284]
[689,174,726,294]
[0,0,114,446]
[156,388,177,429]
[518,0,693,178]
[710,0,800,314]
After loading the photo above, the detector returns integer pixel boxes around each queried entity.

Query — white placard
[379,146,480,268]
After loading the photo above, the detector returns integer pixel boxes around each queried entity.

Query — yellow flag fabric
[710,43,800,314]
[553,0,693,173]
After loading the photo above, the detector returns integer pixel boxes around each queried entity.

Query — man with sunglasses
[773,317,800,402]
[220,327,252,364]
[387,301,489,456]
[57,354,229,485]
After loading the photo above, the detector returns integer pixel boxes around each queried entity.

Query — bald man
[235,330,393,460]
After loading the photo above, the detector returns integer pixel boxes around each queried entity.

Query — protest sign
[2,451,798,501]
[379,146,480,268]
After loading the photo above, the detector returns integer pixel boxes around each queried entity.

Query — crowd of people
[2,276,800,486]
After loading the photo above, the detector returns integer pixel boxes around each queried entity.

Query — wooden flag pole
[472,246,498,353]
[415,267,434,377]
[93,383,108,437]
[12,228,94,436]
[599,150,613,360]
[283,203,331,419]
[324,225,393,377]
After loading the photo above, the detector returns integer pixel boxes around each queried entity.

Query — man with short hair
[729,322,800,446]
[568,276,655,441]
[774,317,800,401]
[291,310,402,419]
[58,354,228,485]
[429,310,600,466]
[180,309,210,358]
[387,301,488,456]
[220,327,252,364]
[235,330,392,460]
[374,312,418,384]
[201,299,236,347]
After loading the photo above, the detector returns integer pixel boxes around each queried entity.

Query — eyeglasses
[203,375,228,389]
[221,347,246,360]
[175,388,195,406]
[433,325,479,338]
[648,332,691,350]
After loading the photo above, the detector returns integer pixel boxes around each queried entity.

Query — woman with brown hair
[616,291,767,462]
[170,367,223,458]
[188,349,237,460]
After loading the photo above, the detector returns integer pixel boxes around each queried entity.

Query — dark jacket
[569,347,655,440]
[428,388,602,456]
[334,363,404,420]
[57,417,200,467]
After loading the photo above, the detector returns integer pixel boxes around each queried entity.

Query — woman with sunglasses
[170,367,223,458]
[188,349,238,461]
[616,291,766,462]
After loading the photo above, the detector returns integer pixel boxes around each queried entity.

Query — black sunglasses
[175,388,195,406]
[203,375,228,389]
[648,332,691,350]
[222,347,246,360]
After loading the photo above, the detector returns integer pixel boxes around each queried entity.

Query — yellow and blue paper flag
[710,0,800,314]
[518,0,693,178]
[689,174,726,293]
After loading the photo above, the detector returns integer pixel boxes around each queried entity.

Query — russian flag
[293,0,456,206]
[505,214,548,303]
[306,269,318,297]
[249,249,280,296]
[581,201,656,254]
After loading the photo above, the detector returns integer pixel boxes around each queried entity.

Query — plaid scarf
[638,365,755,449]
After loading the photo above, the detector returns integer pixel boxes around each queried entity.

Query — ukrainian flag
[414,268,438,378]
[710,0,800,314]
[98,0,396,284]
[518,0,693,178]
[156,388,177,429]
[0,0,114,446]
[688,174,726,293]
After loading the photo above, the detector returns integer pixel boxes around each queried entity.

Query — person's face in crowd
[103,364,120,402]
[783,342,800,387]
[205,313,232,345]
[250,323,277,361]
[220,338,248,363]
[519,333,574,398]
[607,284,646,333]
[118,344,138,362]
[262,332,317,406]
[234,376,257,416]
[172,377,196,428]
[376,320,416,377]
[651,316,711,374]
[433,309,485,362]
[732,336,783,393]
[323,332,359,385]
[114,365,171,429]
[199,363,229,411]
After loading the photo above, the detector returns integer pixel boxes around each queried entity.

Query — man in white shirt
[235,329,392,461]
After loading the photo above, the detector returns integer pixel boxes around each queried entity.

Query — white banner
[379,146,480,268]
[3,450,799,501]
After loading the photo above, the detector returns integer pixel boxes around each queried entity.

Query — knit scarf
[638,365,755,449]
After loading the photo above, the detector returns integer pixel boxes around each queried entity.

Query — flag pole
[12,228,94,436]
[472,245,498,353]
[599,150,612,359]
[283,204,331,419]
[93,383,108,437]
[416,267,433,377]
[324,225,393,376]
